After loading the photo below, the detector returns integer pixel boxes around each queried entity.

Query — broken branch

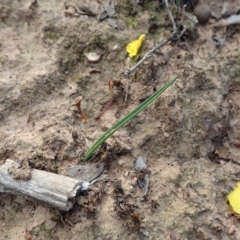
[0,159,82,211]
[164,0,177,33]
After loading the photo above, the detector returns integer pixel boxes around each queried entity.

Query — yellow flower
[126,34,145,58]
[227,182,240,214]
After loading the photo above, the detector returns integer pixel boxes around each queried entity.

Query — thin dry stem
[79,108,88,123]
[95,80,115,120]
[71,96,87,123]
[164,0,177,32]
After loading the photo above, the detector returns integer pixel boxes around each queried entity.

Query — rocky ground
[1,0,240,239]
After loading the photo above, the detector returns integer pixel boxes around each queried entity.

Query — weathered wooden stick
[0,159,82,211]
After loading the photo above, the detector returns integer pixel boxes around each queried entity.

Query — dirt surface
[1,0,240,239]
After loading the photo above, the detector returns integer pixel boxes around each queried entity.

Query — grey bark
[0,159,82,211]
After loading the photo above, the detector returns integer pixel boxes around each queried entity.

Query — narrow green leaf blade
[84,76,178,161]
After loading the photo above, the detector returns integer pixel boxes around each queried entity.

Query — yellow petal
[227,182,240,214]
[126,34,145,58]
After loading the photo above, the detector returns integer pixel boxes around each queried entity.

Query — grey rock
[75,149,82,155]
[107,18,118,28]
[104,0,115,17]
[65,162,104,182]
[194,4,211,24]
[135,156,147,169]
[98,10,108,21]
[143,231,149,237]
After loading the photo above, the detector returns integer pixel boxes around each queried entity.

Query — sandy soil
[1,0,240,239]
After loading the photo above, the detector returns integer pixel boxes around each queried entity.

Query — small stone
[194,4,211,24]
[135,156,147,169]
[65,163,104,182]
[137,179,145,188]
[117,22,125,31]
[163,132,170,138]
[72,131,78,141]
[232,140,240,148]
[98,10,108,21]
[68,211,82,224]
[143,231,149,237]
[128,186,135,193]
[75,149,82,155]
[107,18,118,28]
[85,138,93,149]
[104,0,115,17]
[84,52,101,63]
[112,44,118,50]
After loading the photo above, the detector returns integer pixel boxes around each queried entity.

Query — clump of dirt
[8,159,31,180]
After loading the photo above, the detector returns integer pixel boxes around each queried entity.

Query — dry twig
[71,96,88,123]
[95,80,115,120]
[164,0,177,33]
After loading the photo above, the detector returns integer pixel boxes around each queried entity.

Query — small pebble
[107,18,118,28]
[84,52,101,63]
[232,140,240,148]
[128,186,135,193]
[75,149,82,155]
[135,156,147,169]
[112,44,118,50]
[194,4,211,24]
[98,10,108,21]
[163,132,170,138]
[143,231,149,237]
